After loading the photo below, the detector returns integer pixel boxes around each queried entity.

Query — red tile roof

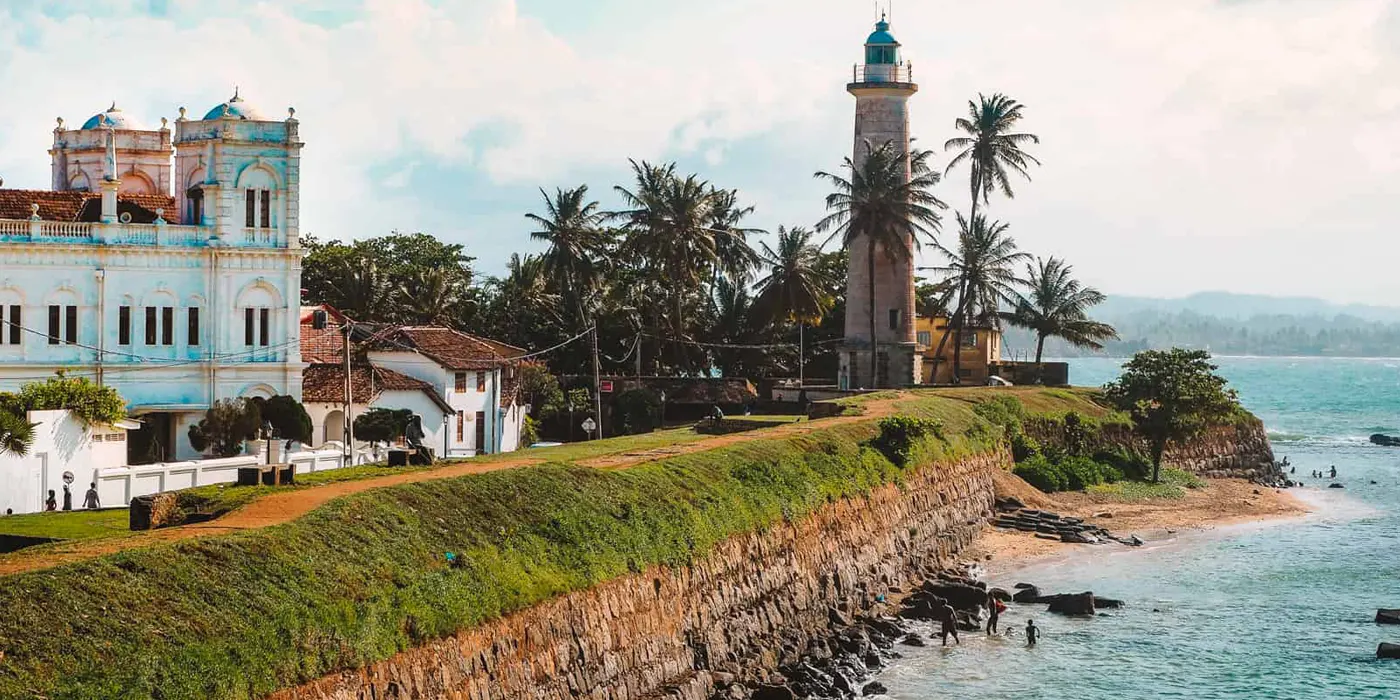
[299,305,350,363]
[302,363,452,413]
[367,327,525,370]
[0,188,178,224]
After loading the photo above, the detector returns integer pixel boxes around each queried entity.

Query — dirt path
[0,394,906,577]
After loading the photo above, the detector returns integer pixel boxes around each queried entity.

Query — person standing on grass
[83,483,100,510]
[44,490,57,512]
[987,592,1005,635]
[939,601,961,646]
[1025,619,1040,647]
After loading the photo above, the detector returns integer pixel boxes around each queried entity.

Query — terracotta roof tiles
[0,188,178,224]
[302,363,452,413]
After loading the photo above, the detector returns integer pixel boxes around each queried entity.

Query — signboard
[599,380,615,393]
[581,418,597,433]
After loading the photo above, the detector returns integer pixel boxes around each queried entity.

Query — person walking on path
[1025,619,1040,647]
[939,602,961,646]
[987,592,1005,635]
[83,483,100,510]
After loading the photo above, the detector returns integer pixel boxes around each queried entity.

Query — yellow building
[916,316,1003,385]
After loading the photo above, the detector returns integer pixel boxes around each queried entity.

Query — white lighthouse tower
[840,16,921,389]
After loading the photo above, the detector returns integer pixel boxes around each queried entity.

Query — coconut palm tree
[526,185,613,328]
[753,226,835,384]
[814,140,947,388]
[614,161,758,371]
[337,258,385,320]
[398,267,463,326]
[938,93,1040,381]
[1002,257,1118,371]
[926,213,1030,382]
[0,411,35,457]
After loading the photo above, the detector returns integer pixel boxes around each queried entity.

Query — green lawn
[3,417,807,545]
[0,509,131,542]
[1085,468,1207,501]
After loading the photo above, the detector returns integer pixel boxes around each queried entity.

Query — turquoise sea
[882,357,1400,700]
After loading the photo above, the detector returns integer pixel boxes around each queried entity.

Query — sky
[1,0,1398,304]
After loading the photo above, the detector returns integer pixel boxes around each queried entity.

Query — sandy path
[0,395,904,577]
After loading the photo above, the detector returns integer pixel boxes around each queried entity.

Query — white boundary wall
[94,447,360,507]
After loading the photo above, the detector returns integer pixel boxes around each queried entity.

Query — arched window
[0,287,24,347]
[237,166,278,230]
[186,186,204,226]
[235,282,282,349]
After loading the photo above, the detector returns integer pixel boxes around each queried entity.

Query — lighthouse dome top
[866,19,899,46]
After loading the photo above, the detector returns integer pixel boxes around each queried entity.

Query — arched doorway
[323,410,344,445]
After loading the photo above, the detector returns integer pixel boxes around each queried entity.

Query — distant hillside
[1001,292,1400,359]
[1095,292,1400,324]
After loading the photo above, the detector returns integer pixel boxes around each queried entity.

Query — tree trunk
[1034,333,1047,384]
[950,190,981,385]
[868,238,879,389]
[1151,440,1165,484]
[929,292,968,386]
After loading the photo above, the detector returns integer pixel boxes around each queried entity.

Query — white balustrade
[38,221,93,240]
[0,219,30,238]
[94,447,353,507]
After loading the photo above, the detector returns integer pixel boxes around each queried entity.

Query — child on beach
[1025,619,1040,647]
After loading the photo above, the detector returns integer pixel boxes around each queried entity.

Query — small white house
[300,318,528,458]
[0,409,136,514]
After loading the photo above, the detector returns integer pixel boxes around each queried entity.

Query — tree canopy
[1103,349,1241,482]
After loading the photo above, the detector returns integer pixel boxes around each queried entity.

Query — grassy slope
[0,419,807,546]
[0,391,1093,700]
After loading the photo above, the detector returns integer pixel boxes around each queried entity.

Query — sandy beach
[965,471,1314,576]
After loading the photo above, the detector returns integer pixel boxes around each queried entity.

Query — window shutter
[188,308,200,346]
[145,307,157,345]
[161,307,174,346]
[259,308,270,346]
[8,305,19,345]
[64,305,77,344]
[47,305,60,345]
[245,308,255,346]
[245,190,256,227]
[118,306,131,346]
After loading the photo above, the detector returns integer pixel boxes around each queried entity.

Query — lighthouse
[840,16,921,389]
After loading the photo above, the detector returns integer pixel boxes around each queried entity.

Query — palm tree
[815,140,946,388]
[754,226,834,384]
[1002,257,1118,371]
[614,160,758,371]
[337,258,385,320]
[526,185,613,328]
[926,213,1030,382]
[398,267,463,326]
[939,93,1040,381]
[0,411,35,457]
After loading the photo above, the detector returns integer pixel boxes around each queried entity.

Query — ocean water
[881,357,1400,700]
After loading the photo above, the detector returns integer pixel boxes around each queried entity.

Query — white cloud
[1,0,1398,302]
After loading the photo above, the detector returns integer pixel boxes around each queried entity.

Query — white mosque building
[0,92,306,462]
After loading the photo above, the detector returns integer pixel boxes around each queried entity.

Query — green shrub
[1059,455,1123,490]
[1009,429,1040,462]
[972,395,1025,430]
[1093,447,1153,481]
[2,373,127,426]
[870,416,944,467]
[1062,411,1089,456]
[1014,456,1067,492]
[613,388,661,435]
[521,415,540,446]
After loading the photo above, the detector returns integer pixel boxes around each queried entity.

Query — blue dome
[203,90,267,121]
[866,19,898,45]
[81,103,145,130]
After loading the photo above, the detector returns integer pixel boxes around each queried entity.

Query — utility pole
[799,321,805,387]
[343,320,354,462]
[635,333,642,381]
[591,323,603,440]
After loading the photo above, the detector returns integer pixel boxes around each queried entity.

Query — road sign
[599,380,615,393]
[581,418,597,433]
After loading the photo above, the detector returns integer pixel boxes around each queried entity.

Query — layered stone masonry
[269,450,1004,700]
[1024,419,1278,482]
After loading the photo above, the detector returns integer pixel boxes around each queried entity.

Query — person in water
[986,592,1005,635]
[939,602,960,646]
[1329,465,1337,479]
[1025,619,1040,647]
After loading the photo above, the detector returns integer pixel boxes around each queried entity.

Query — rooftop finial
[109,100,118,112]
[232,85,240,101]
